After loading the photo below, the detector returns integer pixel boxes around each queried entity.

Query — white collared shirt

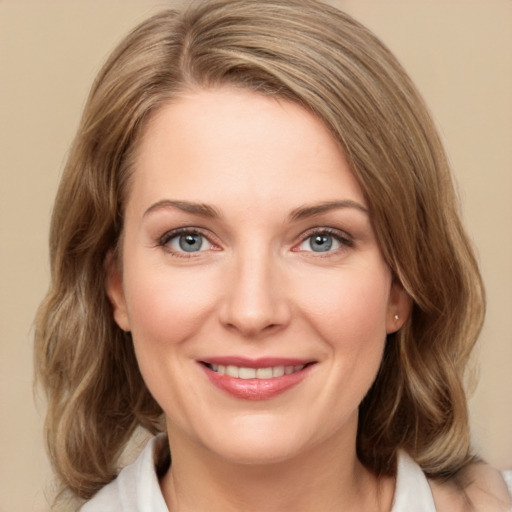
[81,435,511,511]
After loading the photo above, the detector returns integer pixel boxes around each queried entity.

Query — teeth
[272,366,285,377]
[210,364,306,379]
[239,367,256,379]
[226,365,239,378]
[256,367,273,379]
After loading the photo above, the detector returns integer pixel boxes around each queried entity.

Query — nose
[218,251,291,338]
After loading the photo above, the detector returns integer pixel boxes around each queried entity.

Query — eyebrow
[143,198,368,221]
[289,200,368,221]
[143,199,221,219]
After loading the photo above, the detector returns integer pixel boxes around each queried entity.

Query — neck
[160,421,394,512]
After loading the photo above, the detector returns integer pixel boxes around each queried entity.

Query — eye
[296,229,351,253]
[161,229,214,254]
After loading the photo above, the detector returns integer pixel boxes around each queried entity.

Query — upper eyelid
[291,228,354,255]
[296,226,352,242]
[157,227,218,255]
[158,228,219,258]
[160,226,216,244]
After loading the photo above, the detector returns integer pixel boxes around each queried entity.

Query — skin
[105,88,509,511]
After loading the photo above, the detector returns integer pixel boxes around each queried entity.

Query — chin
[209,436,306,466]
[191,415,316,466]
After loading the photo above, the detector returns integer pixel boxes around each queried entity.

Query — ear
[386,278,412,334]
[105,250,131,332]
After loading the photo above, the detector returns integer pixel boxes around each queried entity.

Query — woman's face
[107,88,408,465]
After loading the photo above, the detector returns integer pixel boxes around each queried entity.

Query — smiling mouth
[203,363,309,379]
[199,360,316,400]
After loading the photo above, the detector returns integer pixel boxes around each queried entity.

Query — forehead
[128,87,366,214]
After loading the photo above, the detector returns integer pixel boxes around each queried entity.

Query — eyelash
[294,227,354,255]
[158,227,354,258]
[158,227,218,258]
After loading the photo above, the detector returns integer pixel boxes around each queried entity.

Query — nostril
[218,281,292,337]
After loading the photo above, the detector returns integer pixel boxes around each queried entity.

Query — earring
[394,314,399,321]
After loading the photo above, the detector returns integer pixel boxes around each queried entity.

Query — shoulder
[80,434,170,512]
[80,484,122,512]
[429,463,512,512]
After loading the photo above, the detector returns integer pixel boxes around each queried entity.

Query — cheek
[295,264,392,346]
[121,258,223,417]
[293,262,391,408]
[122,258,221,351]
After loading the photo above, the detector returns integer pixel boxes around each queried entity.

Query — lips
[199,357,315,400]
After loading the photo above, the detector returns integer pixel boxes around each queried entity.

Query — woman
[34,0,512,510]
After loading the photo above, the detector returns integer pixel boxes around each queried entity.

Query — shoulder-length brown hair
[35,0,485,505]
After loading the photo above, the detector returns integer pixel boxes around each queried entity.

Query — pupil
[312,235,332,252]
[179,234,202,252]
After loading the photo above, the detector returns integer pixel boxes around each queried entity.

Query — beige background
[1,1,511,511]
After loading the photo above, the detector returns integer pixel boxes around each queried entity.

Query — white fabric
[391,451,436,511]
[82,435,512,512]
[502,470,512,501]
[81,435,169,512]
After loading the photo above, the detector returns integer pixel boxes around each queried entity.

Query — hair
[34,0,485,506]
